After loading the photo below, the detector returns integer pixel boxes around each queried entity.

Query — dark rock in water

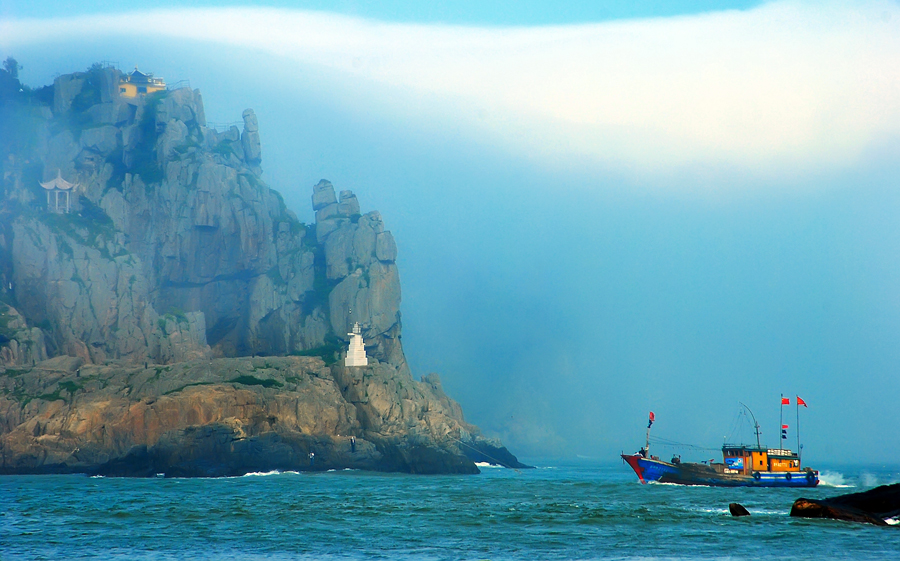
[729,503,750,516]
[791,483,900,526]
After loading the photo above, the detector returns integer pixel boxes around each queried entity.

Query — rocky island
[0,61,526,476]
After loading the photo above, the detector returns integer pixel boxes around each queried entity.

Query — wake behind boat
[622,400,819,487]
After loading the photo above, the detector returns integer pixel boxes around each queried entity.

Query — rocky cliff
[0,62,526,475]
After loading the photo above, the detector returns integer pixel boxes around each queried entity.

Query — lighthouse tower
[345,322,368,367]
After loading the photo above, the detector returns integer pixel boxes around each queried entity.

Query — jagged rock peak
[312,179,337,211]
[0,62,530,476]
[0,65,412,371]
[309,181,404,372]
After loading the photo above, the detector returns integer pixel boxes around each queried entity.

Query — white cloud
[2,0,899,180]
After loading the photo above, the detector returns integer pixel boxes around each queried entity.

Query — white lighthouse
[345,322,368,367]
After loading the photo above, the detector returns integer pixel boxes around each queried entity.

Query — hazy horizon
[2,0,900,466]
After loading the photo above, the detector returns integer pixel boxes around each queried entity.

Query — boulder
[354,212,380,262]
[376,231,397,262]
[729,503,750,516]
[791,483,900,525]
[193,90,207,126]
[96,67,121,104]
[324,223,355,280]
[241,108,259,132]
[53,73,85,115]
[0,304,48,366]
[316,203,340,223]
[79,125,119,155]
[316,218,345,243]
[87,102,121,125]
[338,190,360,216]
[312,179,337,211]
[241,109,261,164]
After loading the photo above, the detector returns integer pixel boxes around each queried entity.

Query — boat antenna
[739,402,761,448]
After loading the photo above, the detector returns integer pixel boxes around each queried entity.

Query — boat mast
[780,393,784,449]
[739,402,761,449]
[645,411,655,457]
[796,399,801,465]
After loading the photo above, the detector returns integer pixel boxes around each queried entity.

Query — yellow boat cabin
[722,445,801,476]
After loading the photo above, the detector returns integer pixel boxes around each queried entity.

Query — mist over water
[2,1,900,464]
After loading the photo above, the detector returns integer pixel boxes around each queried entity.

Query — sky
[2,0,900,466]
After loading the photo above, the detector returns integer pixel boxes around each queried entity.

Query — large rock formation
[0,356,512,476]
[791,483,900,526]
[0,64,398,367]
[0,63,527,475]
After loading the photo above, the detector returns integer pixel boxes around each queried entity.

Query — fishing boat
[622,401,819,487]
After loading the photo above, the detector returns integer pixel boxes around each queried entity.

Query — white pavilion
[345,322,368,367]
[40,170,78,213]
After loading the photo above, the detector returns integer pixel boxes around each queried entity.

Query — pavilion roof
[127,67,154,83]
[40,170,77,191]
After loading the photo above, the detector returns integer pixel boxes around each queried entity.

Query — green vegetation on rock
[229,375,283,388]
[37,198,119,259]
[129,90,167,185]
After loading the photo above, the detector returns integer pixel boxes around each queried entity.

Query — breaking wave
[242,470,299,477]
[817,470,853,488]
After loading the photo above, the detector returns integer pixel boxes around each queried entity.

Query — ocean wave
[694,507,729,515]
[817,471,853,488]
[476,462,504,468]
[242,470,299,477]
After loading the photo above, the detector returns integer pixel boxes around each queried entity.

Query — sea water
[2,461,899,560]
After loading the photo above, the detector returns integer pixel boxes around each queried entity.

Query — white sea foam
[749,509,788,516]
[476,462,503,468]
[886,517,899,526]
[817,470,853,488]
[695,507,729,515]
[243,470,283,477]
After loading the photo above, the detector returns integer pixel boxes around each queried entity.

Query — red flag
[781,397,790,405]
[797,396,807,407]
[782,424,789,429]
[649,412,655,422]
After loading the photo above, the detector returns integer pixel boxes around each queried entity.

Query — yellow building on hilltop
[119,67,166,98]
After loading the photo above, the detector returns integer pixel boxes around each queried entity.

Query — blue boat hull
[622,454,819,487]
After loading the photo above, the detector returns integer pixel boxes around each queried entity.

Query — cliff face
[0,65,402,368]
[0,356,495,476]
[0,64,526,474]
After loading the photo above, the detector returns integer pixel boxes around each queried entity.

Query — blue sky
[2,0,900,465]
[2,1,765,24]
